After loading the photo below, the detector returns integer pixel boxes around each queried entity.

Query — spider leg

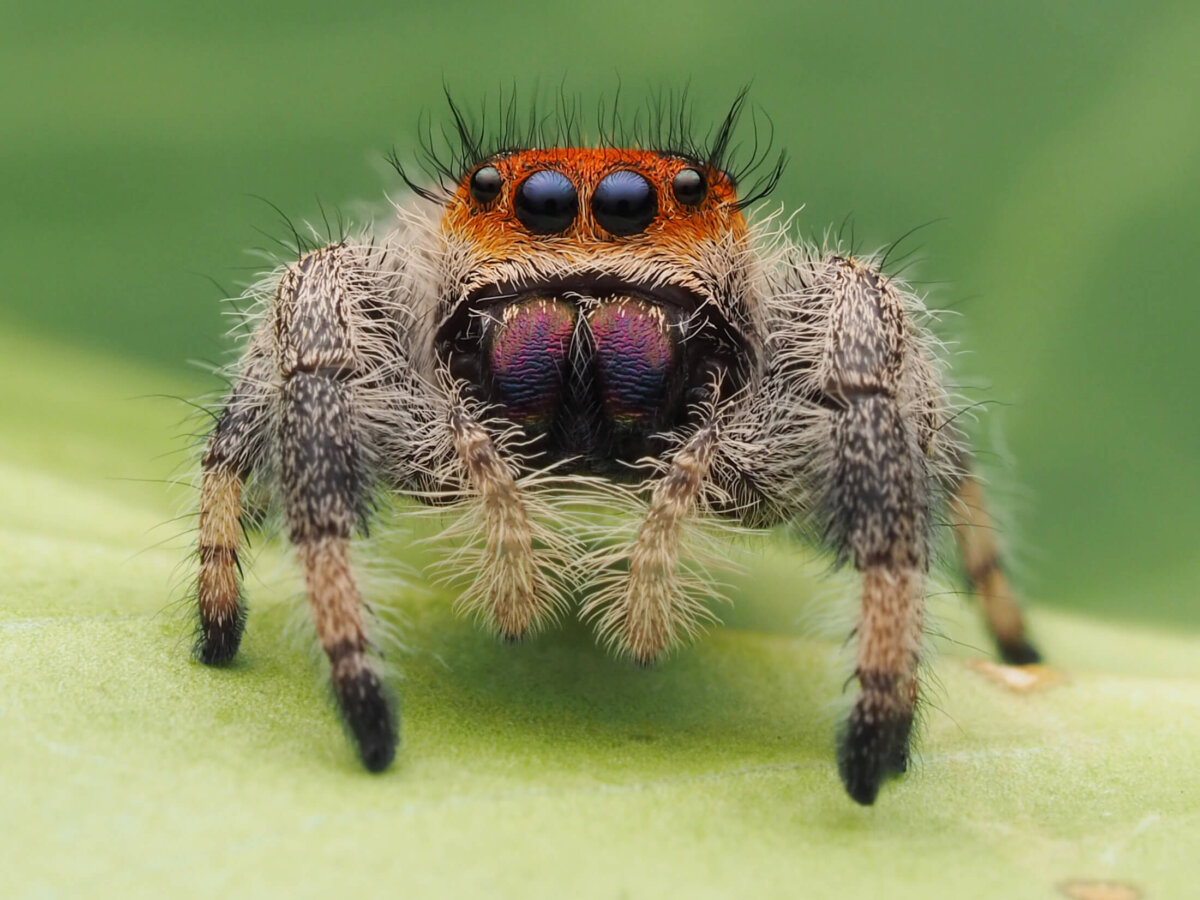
[584,386,722,665]
[720,244,1039,803]
[195,247,399,778]
[949,467,1040,664]
[817,257,931,805]
[274,245,396,771]
[447,404,551,640]
[282,372,394,771]
[717,250,939,804]
[196,347,271,664]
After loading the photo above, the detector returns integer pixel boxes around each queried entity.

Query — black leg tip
[358,730,397,773]
[336,669,398,773]
[998,639,1042,666]
[197,639,239,666]
[839,765,883,806]
[887,744,909,775]
[837,710,912,806]
[630,649,662,669]
[194,607,245,666]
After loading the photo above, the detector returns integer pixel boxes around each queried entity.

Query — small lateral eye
[672,168,706,206]
[592,170,657,236]
[469,165,502,204]
[515,170,578,234]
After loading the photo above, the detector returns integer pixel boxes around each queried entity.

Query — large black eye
[514,170,577,234]
[592,170,657,236]
[672,168,706,206]
[469,165,502,204]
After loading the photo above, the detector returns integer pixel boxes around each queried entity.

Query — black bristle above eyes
[389,85,787,211]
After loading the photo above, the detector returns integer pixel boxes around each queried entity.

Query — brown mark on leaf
[1057,880,1143,900]
[969,659,1066,692]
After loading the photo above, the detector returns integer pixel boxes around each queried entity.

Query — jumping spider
[194,97,1038,805]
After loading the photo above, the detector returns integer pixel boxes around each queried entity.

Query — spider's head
[431,147,762,468]
[437,148,754,320]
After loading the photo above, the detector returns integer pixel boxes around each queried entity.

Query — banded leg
[196,352,271,664]
[449,406,551,640]
[950,471,1040,664]
[276,247,395,771]
[820,258,931,805]
[197,461,245,663]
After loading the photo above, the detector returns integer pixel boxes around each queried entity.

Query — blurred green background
[3,3,1200,897]
[3,0,1197,625]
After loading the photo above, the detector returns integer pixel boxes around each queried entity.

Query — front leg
[819,257,931,805]
[275,246,396,770]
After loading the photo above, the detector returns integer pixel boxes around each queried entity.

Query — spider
[192,94,1039,805]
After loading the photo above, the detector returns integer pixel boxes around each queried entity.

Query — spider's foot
[499,626,528,646]
[632,651,662,670]
[997,638,1042,666]
[195,602,246,666]
[836,706,913,806]
[335,666,398,773]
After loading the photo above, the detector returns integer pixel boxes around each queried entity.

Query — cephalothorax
[194,96,1038,805]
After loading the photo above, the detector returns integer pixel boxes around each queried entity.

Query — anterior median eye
[514,170,577,234]
[469,165,502,204]
[592,170,656,236]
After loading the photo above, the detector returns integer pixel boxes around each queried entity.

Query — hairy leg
[829,388,928,805]
[620,421,718,664]
[582,386,722,665]
[196,349,271,664]
[720,250,937,804]
[274,246,396,771]
[196,462,244,663]
[818,258,933,805]
[448,405,552,640]
[950,470,1040,664]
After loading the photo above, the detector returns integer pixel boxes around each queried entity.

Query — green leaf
[2,330,1197,899]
